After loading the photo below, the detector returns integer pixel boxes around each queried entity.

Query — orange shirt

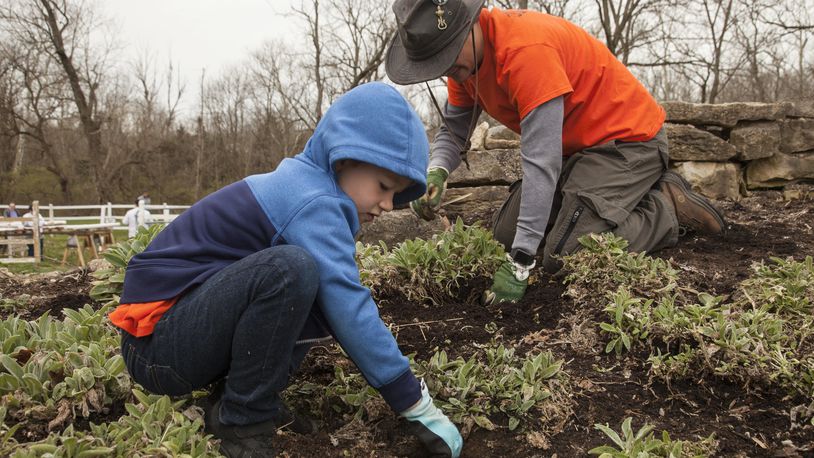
[109,298,178,337]
[448,9,665,156]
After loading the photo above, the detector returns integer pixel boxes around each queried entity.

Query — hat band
[404,21,467,61]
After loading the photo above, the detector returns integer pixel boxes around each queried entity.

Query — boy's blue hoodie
[119,82,428,412]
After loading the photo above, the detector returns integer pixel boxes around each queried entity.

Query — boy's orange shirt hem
[109,298,178,337]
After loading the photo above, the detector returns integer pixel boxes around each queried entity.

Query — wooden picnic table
[0,222,117,264]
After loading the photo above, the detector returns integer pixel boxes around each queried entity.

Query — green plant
[564,234,814,402]
[0,297,29,314]
[589,417,717,457]
[287,341,572,434]
[357,218,505,304]
[740,256,813,315]
[415,342,572,432]
[599,288,652,355]
[9,389,219,457]
[285,362,384,423]
[563,233,679,306]
[90,224,165,303]
[0,305,130,430]
[0,406,20,457]
[646,258,814,396]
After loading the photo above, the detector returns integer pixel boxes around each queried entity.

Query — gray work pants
[492,128,679,272]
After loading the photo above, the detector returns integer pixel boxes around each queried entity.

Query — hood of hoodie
[300,82,428,205]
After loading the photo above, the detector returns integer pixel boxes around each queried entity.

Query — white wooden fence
[0,202,191,232]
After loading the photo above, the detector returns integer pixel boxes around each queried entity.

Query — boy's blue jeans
[120,245,319,425]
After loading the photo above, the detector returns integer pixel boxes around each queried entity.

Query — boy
[109,83,463,458]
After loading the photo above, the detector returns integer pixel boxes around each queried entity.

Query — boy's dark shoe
[659,171,726,235]
[204,399,316,458]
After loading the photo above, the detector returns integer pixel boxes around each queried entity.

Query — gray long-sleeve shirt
[430,97,564,256]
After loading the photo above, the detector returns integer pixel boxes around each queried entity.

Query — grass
[2,218,128,274]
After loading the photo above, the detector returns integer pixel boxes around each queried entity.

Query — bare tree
[204,68,251,181]
[0,46,18,176]
[726,0,785,101]
[327,0,395,88]
[672,0,743,102]
[277,0,395,129]
[0,0,127,201]
[594,0,667,64]
[0,40,75,198]
[768,0,814,98]
[249,41,308,167]
[37,0,108,199]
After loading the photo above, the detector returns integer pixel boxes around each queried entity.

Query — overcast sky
[104,0,298,115]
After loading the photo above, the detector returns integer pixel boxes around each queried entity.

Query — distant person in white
[22,204,46,227]
[122,199,152,238]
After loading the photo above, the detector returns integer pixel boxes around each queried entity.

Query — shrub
[563,234,814,402]
[288,340,573,434]
[7,389,218,457]
[563,233,679,307]
[415,343,572,433]
[590,417,717,457]
[90,224,165,304]
[357,217,505,304]
[0,305,131,432]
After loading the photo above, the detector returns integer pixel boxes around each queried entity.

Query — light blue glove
[400,379,463,458]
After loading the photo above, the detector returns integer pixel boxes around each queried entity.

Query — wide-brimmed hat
[386,0,485,85]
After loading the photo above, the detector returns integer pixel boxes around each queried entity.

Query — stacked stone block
[662,101,814,199]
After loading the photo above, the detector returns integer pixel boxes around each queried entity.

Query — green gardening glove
[410,167,449,221]
[482,253,536,305]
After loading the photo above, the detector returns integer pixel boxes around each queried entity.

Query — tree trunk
[39,0,106,202]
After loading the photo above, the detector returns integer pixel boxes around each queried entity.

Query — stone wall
[662,101,814,199]
[359,100,814,246]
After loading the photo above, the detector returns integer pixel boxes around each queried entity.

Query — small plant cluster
[4,390,218,457]
[356,218,505,304]
[563,234,814,402]
[647,256,814,398]
[589,417,717,457]
[598,288,653,355]
[286,363,382,422]
[1,228,220,455]
[415,343,573,433]
[90,224,165,304]
[288,340,572,435]
[0,305,131,433]
[563,233,679,307]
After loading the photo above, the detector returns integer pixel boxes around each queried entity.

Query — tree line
[0,0,811,205]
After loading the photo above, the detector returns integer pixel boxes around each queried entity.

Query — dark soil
[277,190,814,458]
[0,268,94,320]
[2,189,813,457]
